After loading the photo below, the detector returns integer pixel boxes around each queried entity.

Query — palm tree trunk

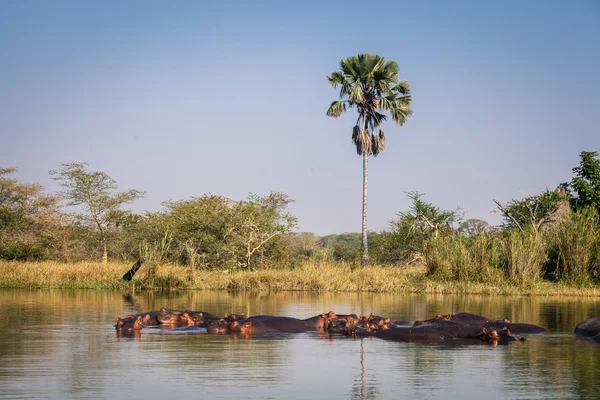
[361,150,369,264]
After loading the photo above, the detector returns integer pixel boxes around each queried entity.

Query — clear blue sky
[1,1,599,235]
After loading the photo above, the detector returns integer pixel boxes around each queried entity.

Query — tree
[458,219,492,236]
[568,150,600,212]
[50,162,144,263]
[0,168,62,260]
[327,53,412,263]
[400,191,463,239]
[493,188,565,233]
[370,192,462,264]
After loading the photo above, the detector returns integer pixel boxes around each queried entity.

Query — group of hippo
[114,308,600,345]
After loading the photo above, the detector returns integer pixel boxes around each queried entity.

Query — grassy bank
[1,260,599,296]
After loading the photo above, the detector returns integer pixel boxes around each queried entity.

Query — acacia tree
[327,53,412,263]
[0,168,62,260]
[50,162,144,263]
[568,150,600,212]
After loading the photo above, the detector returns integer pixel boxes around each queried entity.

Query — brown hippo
[451,312,510,324]
[481,322,546,334]
[157,308,219,327]
[479,327,525,344]
[115,315,144,335]
[127,310,161,326]
[224,313,246,322]
[303,311,337,330]
[375,326,447,342]
[327,312,360,323]
[229,316,309,335]
[574,317,600,338]
[206,318,230,334]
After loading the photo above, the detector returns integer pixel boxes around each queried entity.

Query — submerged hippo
[375,326,447,342]
[574,317,600,338]
[115,315,144,335]
[229,316,309,335]
[206,318,230,334]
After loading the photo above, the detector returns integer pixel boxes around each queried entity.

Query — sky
[1,0,599,235]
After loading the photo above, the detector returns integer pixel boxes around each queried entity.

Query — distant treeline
[1,151,600,285]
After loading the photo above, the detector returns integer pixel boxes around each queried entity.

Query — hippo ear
[384,318,391,324]
[436,314,442,319]
[116,316,120,322]
[482,327,488,334]
[142,315,151,325]
[224,313,229,318]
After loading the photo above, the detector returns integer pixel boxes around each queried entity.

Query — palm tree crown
[327,53,412,155]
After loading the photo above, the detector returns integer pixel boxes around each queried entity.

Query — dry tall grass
[1,259,599,296]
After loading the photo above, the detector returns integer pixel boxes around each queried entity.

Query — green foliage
[143,192,297,270]
[568,151,600,211]
[371,192,462,264]
[495,189,564,232]
[0,168,62,261]
[547,207,599,283]
[49,162,145,263]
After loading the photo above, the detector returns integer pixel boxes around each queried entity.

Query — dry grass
[1,259,599,296]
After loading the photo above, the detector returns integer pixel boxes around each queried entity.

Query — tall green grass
[424,209,600,287]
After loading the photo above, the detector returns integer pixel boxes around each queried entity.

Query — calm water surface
[0,290,599,399]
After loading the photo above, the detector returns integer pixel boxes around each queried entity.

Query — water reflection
[0,289,599,399]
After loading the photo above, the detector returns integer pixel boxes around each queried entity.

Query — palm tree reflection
[351,338,381,400]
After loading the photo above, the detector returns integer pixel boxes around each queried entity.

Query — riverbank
[1,260,599,296]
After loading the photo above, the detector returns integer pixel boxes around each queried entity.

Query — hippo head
[224,313,245,322]
[115,315,144,334]
[479,327,523,344]
[207,318,230,334]
[157,307,183,325]
[180,312,200,327]
[229,320,253,333]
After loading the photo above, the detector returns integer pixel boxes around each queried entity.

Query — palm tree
[327,54,412,263]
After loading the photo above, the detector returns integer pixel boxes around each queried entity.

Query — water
[0,290,599,399]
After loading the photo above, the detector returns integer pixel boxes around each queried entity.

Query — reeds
[1,259,599,296]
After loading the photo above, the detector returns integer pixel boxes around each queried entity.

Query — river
[0,289,599,399]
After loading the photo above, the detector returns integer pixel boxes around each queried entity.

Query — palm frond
[327,100,348,118]
[390,106,413,125]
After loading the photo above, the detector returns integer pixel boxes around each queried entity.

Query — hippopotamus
[479,327,525,344]
[206,318,230,334]
[326,312,360,323]
[414,312,545,334]
[303,312,337,330]
[224,313,246,322]
[375,326,448,342]
[229,316,309,335]
[574,317,600,338]
[157,307,219,327]
[115,315,144,335]
[119,311,161,326]
[451,312,510,324]
[481,321,546,334]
